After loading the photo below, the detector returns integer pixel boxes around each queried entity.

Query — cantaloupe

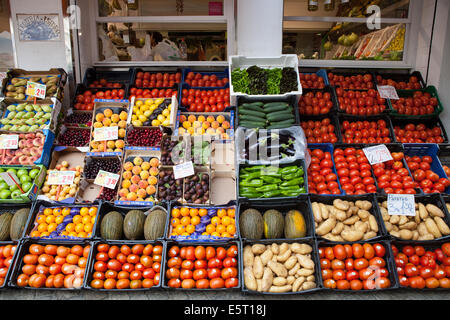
[263,209,284,239]
[144,209,166,240]
[100,211,123,240]
[123,210,145,240]
[10,208,30,240]
[0,213,13,241]
[284,210,306,239]
[239,208,263,239]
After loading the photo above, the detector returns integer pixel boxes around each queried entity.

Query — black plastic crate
[84,240,165,291]
[334,87,392,115]
[82,67,133,89]
[161,240,241,291]
[131,67,183,88]
[0,241,20,289]
[0,203,32,241]
[72,84,129,109]
[238,197,314,241]
[8,238,93,290]
[374,70,426,90]
[300,113,341,144]
[326,69,377,90]
[438,144,450,167]
[318,239,399,292]
[338,114,396,145]
[309,194,388,241]
[298,85,339,116]
[240,238,322,295]
[391,117,448,144]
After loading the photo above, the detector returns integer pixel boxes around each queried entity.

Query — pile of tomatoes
[74,89,126,110]
[320,243,391,290]
[376,75,422,90]
[184,72,229,88]
[372,152,417,194]
[15,243,90,289]
[181,88,230,113]
[341,119,392,144]
[298,90,334,115]
[307,148,341,195]
[333,147,377,195]
[90,243,162,290]
[165,244,239,289]
[391,91,439,116]
[301,118,338,144]
[134,71,182,88]
[336,88,387,116]
[0,244,16,287]
[328,72,375,90]
[88,79,122,88]
[405,155,450,194]
[129,87,178,100]
[393,243,450,289]
[394,123,445,144]
[300,73,325,89]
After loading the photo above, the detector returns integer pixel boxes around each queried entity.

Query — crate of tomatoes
[300,115,340,144]
[299,69,329,88]
[83,68,132,89]
[128,86,178,100]
[389,86,443,118]
[374,71,425,91]
[132,68,182,88]
[392,117,448,144]
[0,242,19,289]
[73,84,127,111]
[338,115,396,145]
[183,68,229,88]
[180,84,231,113]
[335,87,390,117]
[327,70,376,90]
[298,86,338,116]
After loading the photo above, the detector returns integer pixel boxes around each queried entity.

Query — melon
[0,213,13,241]
[10,208,30,240]
[239,208,263,239]
[284,210,306,239]
[144,209,166,240]
[263,209,284,239]
[100,211,123,240]
[123,210,145,240]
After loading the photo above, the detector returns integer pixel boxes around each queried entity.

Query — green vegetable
[247,66,267,95]
[240,192,263,198]
[239,114,267,123]
[240,172,260,180]
[266,68,282,95]
[261,176,281,184]
[281,190,304,197]
[256,184,278,192]
[239,121,266,128]
[282,169,304,180]
[239,179,263,187]
[267,112,294,122]
[281,166,299,175]
[279,67,298,94]
[238,108,266,118]
[231,68,249,94]
[262,190,282,198]
[281,177,304,187]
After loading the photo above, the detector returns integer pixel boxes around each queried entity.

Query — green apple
[0,189,11,199]
[29,169,40,180]
[9,184,18,192]
[6,168,16,176]
[11,190,22,199]
[0,182,8,191]
[16,169,28,177]
[19,175,31,184]
[0,168,4,173]
[21,182,32,193]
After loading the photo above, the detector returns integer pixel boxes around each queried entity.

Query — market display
[130,98,173,127]
[307,148,341,195]
[1,103,54,132]
[340,119,393,144]
[133,71,182,88]
[301,118,338,143]
[335,88,387,116]
[1,132,46,165]
[391,91,440,116]
[238,101,296,129]
[0,244,16,286]
[394,122,446,144]
[181,88,230,112]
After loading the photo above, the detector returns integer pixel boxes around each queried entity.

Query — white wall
[437,3,450,134]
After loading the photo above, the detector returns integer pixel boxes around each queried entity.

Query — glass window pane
[99,0,224,17]
[97,23,227,61]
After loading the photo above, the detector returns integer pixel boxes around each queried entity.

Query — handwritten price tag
[377,85,399,100]
[0,135,18,149]
[47,171,76,185]
[94,126,118,142]
[363,145,393,165]
[387,194,416,216]
[0,172,20,187]
[173,161,194,180]
[26,81,46,99]
[94,170,120,189]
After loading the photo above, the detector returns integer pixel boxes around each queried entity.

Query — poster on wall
[17,14,61,41]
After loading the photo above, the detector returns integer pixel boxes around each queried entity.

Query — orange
[37,223,48,233]
[77,232,88,238]
[48,223,58,233]
[52,208,61,216]
[227,208,235,217]
[36,215,46,224]
[202,232,209,236]
[211,232,221,237]
[103,108,113,118]
[189,208,199,216]
[211,216,220,226]
[171,208,180,218]
[75,224,85,233]
[80,207,89,216]
[185,225,195,234]
[55,216,64,224]
[91,216,96,224]
[199,208,208,217]
[221,232,232,238]
[41,232,50,237]
[89,207,98,216]
[205,225,215,234]
[43,208,52,216]
[148,176,158,185]
[226,225,236,235]
[82,216,91,225]
[62,208,71,216]
[175,225,185,235]
[191,216,200,225]
[216,224,226,234]
[217,209,227,218]
[61,231,68,236]
[83,223,93,233]
[180,207,190,217]
[221,216,231,226]
[65,223,76,233]
[181,232,190,236]
[73,215,82,224]
[171,218,180,227]
[30,231,40,237]
[69,232,78,237]
[180,216,191,226]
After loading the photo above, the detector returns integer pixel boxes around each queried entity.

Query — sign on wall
[17,14,61,41]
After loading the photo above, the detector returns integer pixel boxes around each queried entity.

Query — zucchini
[238,108,267,118]
[239,121,266,128]
[267,112,294,122]
[264,105,293,113]
[263,102,288,109]
[241,102,264,108]
[267,119,295,129]
[239,114,267,123]
[239,104,265,113]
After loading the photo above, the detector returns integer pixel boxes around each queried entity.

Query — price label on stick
[0,172,21,187]
[26,81,46,99]
[363,144,393,165]
[94,126,118,141]
[387,194,416,216]
[94,170,120,189]
[47,171,76,185]
[377,85,399,100]
[173,161,194,180]
[0,135,18,149]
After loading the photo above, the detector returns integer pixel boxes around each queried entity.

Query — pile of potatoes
[379,201,450,240]
[243,242,316,293]
[312,199,379,242]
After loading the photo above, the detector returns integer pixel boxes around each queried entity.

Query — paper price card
[173,161,194,180]
[0,172,20,187]
[26,81,46,99]
[94,126,118,141]
[0,135,18,149]
[387,194,416,216]
[377,85,399,100]
[363,144,393,165]
[47,171,76,185]
[94,170,120,189]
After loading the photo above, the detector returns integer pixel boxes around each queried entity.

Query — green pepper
[281,177,304,187]
[261,176,281,184]
[239,179,263,187]
[240,192,263,198]
[262,190,282,198]
[281,166,300,175]
[279,185,303,191]
[240,171,260,180]
[256,184,278,192]
[281,191,301,197]
[245,165,266,172]
[240,187,258,194]
[260,166,280,175]
[282,169,303,180]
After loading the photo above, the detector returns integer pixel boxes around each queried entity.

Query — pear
[18,125,29,132]
[41,105,52,113]
[7,111,16,119]
[39,124,47,129]
[0,119,9,125]
[2,125,11,131]
[16,94,25,100]
[35,112,44,118]
[10,125,19,131]
[348,32,359,45]
[324,41,333,51]
[29,125,39,132]
[338,35,346,45]
[25,104,34,112]
[25,118,35,126]
[7,105,16,112]
[6,85,15,91]
[16,104,25,111]
[33,105,42,112]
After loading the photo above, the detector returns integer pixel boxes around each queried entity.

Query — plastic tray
[238,197,314,241]
[388,86,444,119]
[84,239,165,292]
[300,113,342,144]
[161,240,241,291]
[83,68,133,88]
[240,238,322,295]
[0,241,20,289]
[391,117,448,144]
[374,71,426,90]
[299,69,329,87]
[318,239,399,292]
[298,85,339,116]
[338,114,396,145]
[8,238,93,290]
[335,88,392,115]
[310,194,388,241]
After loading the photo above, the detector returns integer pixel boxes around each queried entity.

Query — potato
[418,203,428,220]
[286,275,295,285]
[271,243,279,255]
[273,277,287,286]
[331,222,345,235]
[277,249,291,263]
[256,279,262,292]
[253,256,264,279]
[434,217,450,235]
[260,249,273,266]
[296,254,315,270]
[290,243,312,254]
[426,204,445,218]
[418,222,429,236]
[284,256,297,270]
[319,203,329,220]
[362,231,377,240]
[244,267,257,291]
[414,211,421,224]
[390,230,400,238]
[399,221,417,230]
[292,276,305,292]
[261,267,273,292]
[343,215,360,225]
[355,200,372,211]
[341,229,364,241]
[385,221,393,232]
[252,244,266,255]
[425,218,442,238]
[418,234,435,240]
[323,234,343,241]
[307,275,315,282]
[301,282,316,291]
[334,199,350,211]
[269,285,292,293]
[412,230,419,240]
[297,268,314,276]
[279,243,289,255]
[243,246,254,267]
[312,202,322,223]
[399,215,409,225]
[399,229,413,240]
[381,201,388,209]
[348,206,359,216]
[390,215,400,224]
[354,221,367,233]
[316,217,336,236]
[271,255,278,262]
[357,209,370,220]
[379,207,389,221]
[267,260,288,277]
[329,208,347,221]
[288,263,300,276]
[368,215,378,232]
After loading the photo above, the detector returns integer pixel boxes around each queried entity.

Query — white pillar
[236,0,284,57]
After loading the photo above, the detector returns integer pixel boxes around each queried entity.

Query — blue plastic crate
[179,83,232,112]
[308,143,344,195]
[299,69,329,86]
[403,143,450,194]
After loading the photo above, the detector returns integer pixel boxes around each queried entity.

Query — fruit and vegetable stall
[0,58,450,294]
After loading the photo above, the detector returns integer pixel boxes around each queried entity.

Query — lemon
[155,98,164,105]
[162,109,170,117]
[138,115,147,122]
[132,120,143,126]
[144,110,153,117]
[135,109,142,117]
[157,114,165,122]
[152,119,161,126]
[145,99,153,105]
[136,100,143,107]
[162,119,170,127]
[150,104,158,111]
[132,115,138,121]
[168,104,172,111]
[140,104,149,112]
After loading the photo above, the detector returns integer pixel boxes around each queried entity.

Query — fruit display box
[0,241,20,289]
[374,70,426,90]
[8,239,93,290]
[160,135,190,166]
[128,96,178,130]
[182,67,229,85]
[181,166,211,205]
[388,86,444,119]
[300,113,342,144]
[166,201,238,242]
[0,203,32,241]
[210,141,236,205]
[0,98,61,134]
[174,111,235,140]
[391,117,448,144]
[298,85,339,116]
[1,68,67,101]
[72,84,128,110]
[23,201,101,241]
[0,165,46,203]
[56,126,91,149]
[0,130,54,167]
[64,109,94,128]
[299,69,330,87]
[124,127,164,149]
[178,83,231,113]
[82,67,132,89]
[325,70,377,90]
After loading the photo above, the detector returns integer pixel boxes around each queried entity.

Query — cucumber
[267,119,295,129]
[239,121,266,128]
[238,108,267,118]
[267,112,294,122]
[263,102,288,109]
[264,105,293,113]
[239,104,265,113]
[239,114,267,123]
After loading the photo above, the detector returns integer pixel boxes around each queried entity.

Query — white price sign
[363,145,393,165]
[0,135,18,149]
[0,172,20,187]
[387,194,416,216]
[26,81,46,99]
[94,126,118,141]
[94,170,120,189]
[47,171,76,185]
[377,85,399,100]
[173,161,194,180]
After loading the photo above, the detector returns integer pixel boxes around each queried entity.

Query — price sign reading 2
[363,145,393,165]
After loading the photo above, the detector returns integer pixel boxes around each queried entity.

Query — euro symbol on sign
[366,5,381,30]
